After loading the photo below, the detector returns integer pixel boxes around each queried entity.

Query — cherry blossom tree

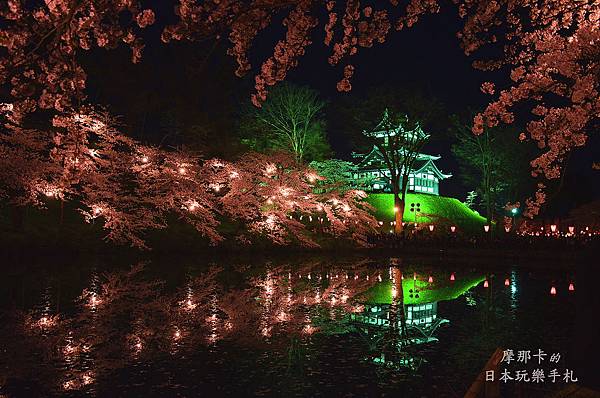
[207,151,377,247]
[1,106,376,248]
[2,0,598,219]
[1,107,223,248]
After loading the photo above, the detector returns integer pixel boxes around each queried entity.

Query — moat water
[0,254,597,397]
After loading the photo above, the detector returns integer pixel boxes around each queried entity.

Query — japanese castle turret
[351,122,452,195]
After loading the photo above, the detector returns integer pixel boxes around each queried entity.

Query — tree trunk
[394,194,404,234]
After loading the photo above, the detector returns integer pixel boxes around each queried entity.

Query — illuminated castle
[351,120,451,195]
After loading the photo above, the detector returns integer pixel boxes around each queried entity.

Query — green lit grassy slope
[366,193,486,231]
[357,274,486,305]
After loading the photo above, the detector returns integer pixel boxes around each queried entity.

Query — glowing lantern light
[450,273,455,281]
[504,278,510,286]
[569,226,575,234]
[484,280,489,288]
[141,156,149,163]
[450,226,456,233]
[413,273,417,281]
[63,380,75,390]
[484,225,490,232]
[174,329,181,339]
[550,286,557,295]
[63,345,77,355]
[394,207,399,213]
[82,373,94,385]
[568,283,575,292]
[428,224,434,232]
[505,226,511,233]
[550,224,557,232]
[178,167,186,175]
[428,275,433,283]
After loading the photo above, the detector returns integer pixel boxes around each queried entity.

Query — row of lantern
[377,221,597,235]
[288,271,577,299]
[476,276,575,296]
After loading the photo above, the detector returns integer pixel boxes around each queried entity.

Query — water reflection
[0,257,581,397]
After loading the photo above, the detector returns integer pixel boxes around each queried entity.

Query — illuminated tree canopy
[0,0,598,232]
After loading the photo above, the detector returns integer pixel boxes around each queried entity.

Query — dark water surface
[0,254,597,397]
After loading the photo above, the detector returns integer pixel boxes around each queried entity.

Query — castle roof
[352,146,452,180]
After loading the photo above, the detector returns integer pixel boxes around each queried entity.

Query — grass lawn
[366,193,487,233]
[356,272,486,305]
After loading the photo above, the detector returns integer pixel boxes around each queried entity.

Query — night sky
[83,4,599,215]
